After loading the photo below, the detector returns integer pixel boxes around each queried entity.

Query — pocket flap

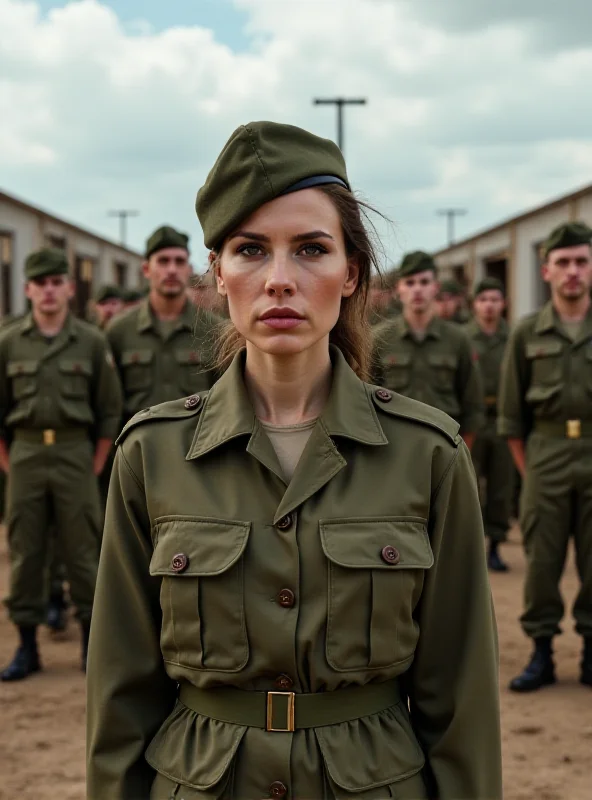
[525,384,561,402]
[427,353,457,369]
[121,349,154,366]
[175,348,202,365]
[382,353,411,368]
[320,518,433,570]
[58,358,92,376]
[525,340,563,359]
[150,516,251,576]
[7,360,39,377]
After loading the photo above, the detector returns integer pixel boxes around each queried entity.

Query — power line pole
[437,208,467,246]
[108,209,139,246]
[313,97,367,153]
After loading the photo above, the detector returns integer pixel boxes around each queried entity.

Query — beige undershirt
[260,418,318,482]
[562,320,582,341]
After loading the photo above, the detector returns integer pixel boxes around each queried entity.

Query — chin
[247,332,320,357]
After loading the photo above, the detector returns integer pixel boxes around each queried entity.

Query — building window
[46,234,67,251]
[114,261,128,287]
[73,255,94,318]
[0,232,13,316]
[533,242,551,307]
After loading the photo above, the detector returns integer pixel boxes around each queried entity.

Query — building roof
[0,188,142,258]
[434,181,592,257]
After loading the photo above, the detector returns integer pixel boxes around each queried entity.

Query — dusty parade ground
[0,525,591,800]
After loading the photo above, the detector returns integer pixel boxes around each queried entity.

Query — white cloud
[0,0,591,264]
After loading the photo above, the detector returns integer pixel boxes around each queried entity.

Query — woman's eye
[236,244,263,257]
[299,243,328,257]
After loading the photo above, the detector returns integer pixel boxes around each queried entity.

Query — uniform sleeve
[407,441,502,800]
[0,335,11,438]
[497,323,530,438]
[91,335,123,440]
[86,444,177,800]
[455,334,485,433]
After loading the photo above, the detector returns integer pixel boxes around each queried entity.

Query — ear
[342,257,360,298]
[141,260,150,280]
[541,261,550,284]
[24,282,32,300]
[67,280,75,299]
[214,264,226,297]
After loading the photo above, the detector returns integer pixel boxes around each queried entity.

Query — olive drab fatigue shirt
[106,298,219,420]
[498,302,592,439]
[87,348,501,800]
[0,313,122,439]
[372,314,485,433]
[465,318,508,424]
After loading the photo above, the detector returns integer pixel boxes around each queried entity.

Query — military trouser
[5,433,101,627]
[471,420,514,542]
[520,432,592,639]
[47,532,68,601]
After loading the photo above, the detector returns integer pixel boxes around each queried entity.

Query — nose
[265,252,297,297]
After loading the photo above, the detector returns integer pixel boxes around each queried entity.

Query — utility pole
[108,210,139,246]
[437,208,467,246]
[313,97,367,154]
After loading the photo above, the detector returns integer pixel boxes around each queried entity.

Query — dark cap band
[280,175,348,196]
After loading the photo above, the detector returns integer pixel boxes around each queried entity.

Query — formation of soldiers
[0,219,591,698]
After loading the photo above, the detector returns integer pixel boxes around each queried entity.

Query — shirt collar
[136,298,195,334]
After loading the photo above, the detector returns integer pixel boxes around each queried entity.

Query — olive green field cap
[95,284,123,304]
[439,278,463,296]
[25,248,69,280]
[397,251,436,279]
[121,287,145,303]
[145,226,189,258]
[474,277,505,297]
[196,121,350,249]
[542,221,592,259]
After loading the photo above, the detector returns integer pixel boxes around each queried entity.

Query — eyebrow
[228,229,334,243]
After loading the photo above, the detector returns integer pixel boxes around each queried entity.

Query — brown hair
[210,184,384,381]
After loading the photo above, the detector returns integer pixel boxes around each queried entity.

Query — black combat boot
[509,637,556,692]
[0,626,42,682]
[581,639,592,687]
[81,621,91,673]
[487,540,509,573]
[46,590,68,633]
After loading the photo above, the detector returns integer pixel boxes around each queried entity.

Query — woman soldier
[87,122,501,799]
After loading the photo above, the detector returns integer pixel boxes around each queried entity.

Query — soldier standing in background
[107,226,219,423]
[92,285,125,329]
[0,248,122,681]
[466,277,513,572]
[499,222,592,692]
[373,251,484,449]
[436,278,471,324]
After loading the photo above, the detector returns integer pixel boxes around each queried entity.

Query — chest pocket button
[171,553,189,573]
[381,545,400,565]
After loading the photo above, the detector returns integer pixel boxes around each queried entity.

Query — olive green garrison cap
[94,284,123,304]
[25,248,69,280]
[196,121,350,249]
[439,278,463,296]
[474,277,505,297]
[542,221,592,258]
[397,251,436,279]
[145,226,189,258]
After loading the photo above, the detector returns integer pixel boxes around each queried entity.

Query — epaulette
[116,392,207,446]
[369,385,461,446]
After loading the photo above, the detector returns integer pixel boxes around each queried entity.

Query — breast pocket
[175,348,204,394]
[7,360,39,399]
[525,339,563,387]
[58,358,92,398]
[150,516,251,673]
[380,353,411,391]
[320,517,433,672]
[120,349,154,392]
[427,353,457,392]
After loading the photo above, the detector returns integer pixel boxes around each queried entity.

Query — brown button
[74,363,82,373]
[375,388,392,403]
[381,545,400,565]
[276,514,293,531]
[131,353,140,363]
[274,674,294,691]
[269,782,288,799]
[171,553,189,573]
[277,589,295,608]
[184,394,201,410]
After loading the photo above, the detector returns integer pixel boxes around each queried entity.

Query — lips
[259,307,304,321]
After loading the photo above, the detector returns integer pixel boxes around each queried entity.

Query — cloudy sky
[2,0,592,267]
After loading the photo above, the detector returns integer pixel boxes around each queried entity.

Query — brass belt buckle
[43,429,56,446]
[266,692,295,732]
[567,420,581,439]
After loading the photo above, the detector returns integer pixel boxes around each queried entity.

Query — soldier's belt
[533,420,592,440]
[178,679,401,732]
[13,428,90,446]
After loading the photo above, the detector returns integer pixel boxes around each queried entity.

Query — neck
[244,339,332,426]
[149,291,187,321]
[476,317,501,335]
[404,306,435,333]
[33,308,68,336]
[553,293,591,323]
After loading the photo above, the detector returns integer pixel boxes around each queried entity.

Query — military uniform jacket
[465,318,508,423]
[0,313,122,439]
[498,302,592,439]
[87,347,501,800]
[372,315,485,433]
[106,298,219,419]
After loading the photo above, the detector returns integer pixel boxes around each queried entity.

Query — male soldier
[120,287,145,310]
[93,285,124,329]
[0,248,122,680]
[499,222,592,692]
[436,278,471,324]
[466,277,513,571]
[107,226,219,423]
[373,251,484,449]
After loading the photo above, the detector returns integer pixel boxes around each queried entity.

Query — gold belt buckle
[266,692,295,732]
[566,420,581,439]
[43,429,56,446]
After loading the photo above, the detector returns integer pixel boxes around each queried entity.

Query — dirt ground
[0,526,591,800]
